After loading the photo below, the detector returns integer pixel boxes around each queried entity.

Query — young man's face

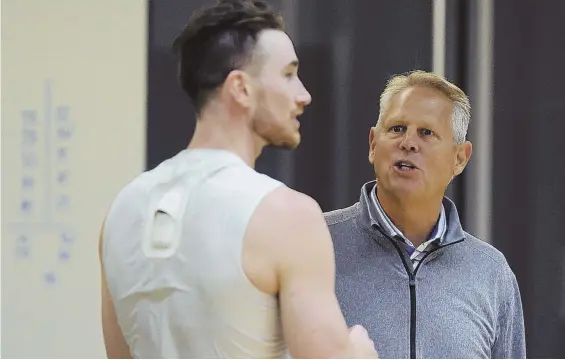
[249,29,312,149]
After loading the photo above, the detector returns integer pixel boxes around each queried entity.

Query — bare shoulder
[242,186,330,294]
[261,186,324,224]
[257,186,335,271]
[252,186,328,245]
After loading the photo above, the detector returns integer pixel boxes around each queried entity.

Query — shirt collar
[368,183,447,246]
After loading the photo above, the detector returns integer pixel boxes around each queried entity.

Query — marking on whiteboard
[61,231,74,243]
[15,234,30,259]
[44,79,53,223]
[56,194,70,211]
[57,147,68,161]
[21,109,37,126]
[57,124,73,140]
[10,79,76,284]
[58,250,71,262]
[22,151,38,168]
[20,200,33,214]
[16,235,29,244]
[15,235,31,259]
[15,246,30,259]
[44,272,57,285]
[9,222,72,230]
[22,176,35,189]
[57,171,69,185]
[56,106,70,122]
[22,129,38,145]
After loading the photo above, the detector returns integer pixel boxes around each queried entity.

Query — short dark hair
[172,0,284,114]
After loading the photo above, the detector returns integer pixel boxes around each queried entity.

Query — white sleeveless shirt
[101,149,287,358]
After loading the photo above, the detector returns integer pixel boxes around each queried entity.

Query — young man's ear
[225,70,254,108]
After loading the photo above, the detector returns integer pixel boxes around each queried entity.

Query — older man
[325,70,525,359]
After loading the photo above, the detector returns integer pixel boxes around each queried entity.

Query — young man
[326,70,526,358]
[99,0,378,358]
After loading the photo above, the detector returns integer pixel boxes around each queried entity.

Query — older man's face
[369,86,472,202]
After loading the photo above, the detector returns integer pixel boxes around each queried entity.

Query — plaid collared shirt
[369,184,447,270]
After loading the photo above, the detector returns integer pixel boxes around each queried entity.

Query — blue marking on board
[44,272,57,285]
[21,200,32,213]
[56,106,70,122]
[57,147,68,161]
[14,80,76,283]
[16,235,29,244]
[15,246,30,259]
[57,125,73,140]
[44,80,53,223]
[22,176,35,189]
[58,250,70,262]
[22,151,38,168]
[60,231,74,244]
[15,235,30,260]
[21,109,37,126]
[22,129,38,145]
[57,171,69,185]
[56,194,70,211]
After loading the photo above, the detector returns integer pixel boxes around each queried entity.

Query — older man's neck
[376,188,443,247]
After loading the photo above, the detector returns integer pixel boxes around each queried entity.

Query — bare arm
[277,195,351,358]
[247,188,377,358]
[98,218,132,359]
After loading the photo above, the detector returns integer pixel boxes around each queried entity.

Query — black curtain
[491,0,565,356]
[146,0,208,170]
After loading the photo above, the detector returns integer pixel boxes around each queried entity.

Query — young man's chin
[269,133,301,150]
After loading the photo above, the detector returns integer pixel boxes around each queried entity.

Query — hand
[348,325,379,358]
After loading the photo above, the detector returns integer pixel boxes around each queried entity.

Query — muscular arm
[98,219,132,359]
[277,195,351,358]
[245,188,376,358]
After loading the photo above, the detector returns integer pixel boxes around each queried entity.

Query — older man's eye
[420,128,433,136]
[390,125,405,133]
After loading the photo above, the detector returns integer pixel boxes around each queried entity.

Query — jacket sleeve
[492,267,526,358]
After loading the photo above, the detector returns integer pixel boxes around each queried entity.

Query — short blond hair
[378,70,471,144]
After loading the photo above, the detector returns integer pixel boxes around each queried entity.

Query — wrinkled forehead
[253,29,298,72]
[383,86,454,123]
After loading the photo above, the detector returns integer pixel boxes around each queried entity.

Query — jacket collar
[358,180,466,246]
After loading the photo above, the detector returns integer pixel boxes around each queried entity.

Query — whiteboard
[1,1,148,357]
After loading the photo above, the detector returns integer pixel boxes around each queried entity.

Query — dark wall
[291,0,433,211]
[492,0,565,357]
[146,0,208,170]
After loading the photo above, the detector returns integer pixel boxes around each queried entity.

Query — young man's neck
[187,108,265,168]
[376,186,443,247]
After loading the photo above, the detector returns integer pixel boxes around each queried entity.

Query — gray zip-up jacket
[325,182,526,359]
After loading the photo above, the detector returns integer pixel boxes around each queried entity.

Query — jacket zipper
[383,233,463,359]
[409,275,416,359]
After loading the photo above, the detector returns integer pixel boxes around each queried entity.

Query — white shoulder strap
[141,160,236,258]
